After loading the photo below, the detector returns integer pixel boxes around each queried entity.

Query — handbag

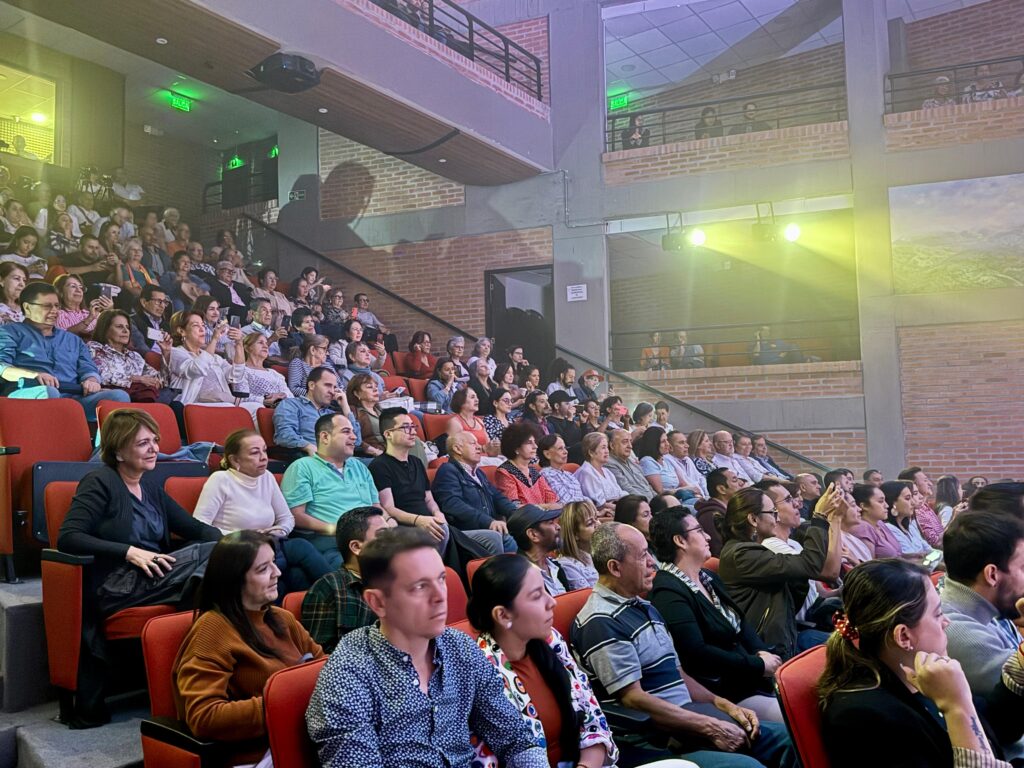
[97,540,218,615]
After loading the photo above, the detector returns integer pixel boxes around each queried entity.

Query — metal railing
[605,81,847,151]
[885,55,1024,114]
[610,318,860,372]
[202,172,273,213]
[556,344,830,472]
[371,0,543,100]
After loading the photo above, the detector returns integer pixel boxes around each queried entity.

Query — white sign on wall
[566,284,588,302]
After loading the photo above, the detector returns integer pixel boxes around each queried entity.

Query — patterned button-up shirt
[306,625,548,768]
[300,567,375,654]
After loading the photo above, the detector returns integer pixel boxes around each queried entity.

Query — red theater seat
[553,588,592,639]
[183,405,254,447]
[265,658,328,767]
[446,566,468,624]
[406,377,428,401]
[282,591,307,623]
[98,401,181,454]
[420,413,450,442]
[164,477,207,515]
[775,646,831,768]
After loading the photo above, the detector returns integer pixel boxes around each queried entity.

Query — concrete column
[842,0,906,475]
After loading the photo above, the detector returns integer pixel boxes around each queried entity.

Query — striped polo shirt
[570,582,692,708]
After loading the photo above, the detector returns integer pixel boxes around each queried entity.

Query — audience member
[728,102,771,135]
[935,474,967,526]
[69,190,101,235]
[159,251,204,312]
[34,190,70,237]
[621,114,651,149]
[718,485,841,658]
[138,224,170,279]
[167,222,192,259]
[688,429,717,475]
[113,238,156,301]
[850,482,903,559]
[508,504,569,595]
[239,333,291,413]
[446,387,489,449]
[273,366,352,459]
[750,325,805,365]
[631,402,655,438]
[47,211,79,258]
[537,433,586,504]
[277,308,316,359]
[694,467,743,558]
[969,482,1024,516]
[573,431,625,515]
[653,401,674,432]
[520,390,551,436]
[334,318,387,371]
[694,106,724,139]
[0,281,130,418]
[666,431,708,498]
[506,344,531,377]
[823,467,854,496]
[819,558,1022,768]
[649,507,783,721]
[54,273,107,337]
[832,488,873,569]
[301,507,387,653]
[352,292,389,336]
[167,309,246,408]
[286,334,336,397]
[0,262,27,324]
[281,412,383,567]
[369,408,461,551]
[128,284,171,354]
[711,431,754,484]
[614,494,657,563]
[87,309,167,401]
[306,527,547,767]
[669,329,705,369]
[963,63,1006,102]
[446,335,471,382]
[546,389,582,451]
[518,364,542,394]
[862,468,883,486]
[899,465,944,548]
[1,225,47,279]
[496,422,561,509]
[941,511,1024,698]
[579,399,603,436]
[431,431,517,553]
[58,409,221,726]
[606,428,655,499]
[467,336,497,378]
[339,341,398,400]
[637,426,693,499]
[240,297,284,343]
[320,287,347,336]
[922,75,958,108]
[404,330,436,378]
[483,387,514,444]
[250,268,293,329]
[426,356,460,413]
[173,530,323,760]
[545,363,576,398]
[882,480,937,562]
[555,500,601,589]
[571,522,796,766]
[571,368,603,403]
[207,260,252,325]
[795,473,822,519]
[348,372,387,457]
[640,331,671,370]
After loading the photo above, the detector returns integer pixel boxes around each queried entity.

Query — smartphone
[146,327,163,342]
[282,315,292,328]
[100,285,113,300]
[393,386,406,396]
[230,316,241,329]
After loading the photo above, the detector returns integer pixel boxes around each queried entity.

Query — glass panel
[0,62,57,164]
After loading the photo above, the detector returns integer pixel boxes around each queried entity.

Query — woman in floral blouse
[465,555,694,768]
[87,309,167,399]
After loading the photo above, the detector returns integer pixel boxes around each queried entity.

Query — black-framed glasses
[27,302,60,311]
[682,525,704,536]
[774,495,795,506]
[387,424,418,434]
[758,510,780,520]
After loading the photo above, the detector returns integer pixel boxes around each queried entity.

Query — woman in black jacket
[649,507,784,722]
[58,408,221,726]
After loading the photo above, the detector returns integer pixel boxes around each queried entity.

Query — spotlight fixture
[783,223,801,242]
[662,228,705,252]
[687,228,707,247]
[155,37,168,45]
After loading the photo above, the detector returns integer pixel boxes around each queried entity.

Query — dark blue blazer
[431,460,517,531]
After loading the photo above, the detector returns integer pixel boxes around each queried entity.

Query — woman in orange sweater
[173,530,324,759]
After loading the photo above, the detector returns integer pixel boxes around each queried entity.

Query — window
[0,62,57,164]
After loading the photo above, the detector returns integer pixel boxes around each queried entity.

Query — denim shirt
[307,625,547,768]
[273,397,361,449]
[0,321,99,388]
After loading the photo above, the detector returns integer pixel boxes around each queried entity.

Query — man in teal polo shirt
[283,412,391,568]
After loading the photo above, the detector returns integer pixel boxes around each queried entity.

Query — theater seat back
[420,413,450,442]
[553,588,592,639]
[98,401,181,454]
[445,566,468,624]
[775,645,830,768]
[164,477,208,515]
[141,612,194,719]
[183,405,253,447]
[265,658,328,767]
[282,591,307,623]
[43,481,79,548]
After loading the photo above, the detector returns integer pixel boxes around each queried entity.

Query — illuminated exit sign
[169,92,192,112]
[608,94,629,111]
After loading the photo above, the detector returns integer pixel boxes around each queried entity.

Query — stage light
[783,223,801,242]
[687,228,707,247]
[30,113,46,124]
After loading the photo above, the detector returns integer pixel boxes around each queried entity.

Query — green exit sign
[169,92,192,112]
[608,94,629,111]
[227,155,245,170]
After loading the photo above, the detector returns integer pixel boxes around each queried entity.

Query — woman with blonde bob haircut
[555,500,601,590]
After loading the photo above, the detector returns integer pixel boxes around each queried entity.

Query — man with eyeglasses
[128,284,171,354]
[0,281,130,420]
[756,479,843,645]
[369,408,450,551]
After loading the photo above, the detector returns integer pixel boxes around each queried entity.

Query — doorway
[485,266,555,379]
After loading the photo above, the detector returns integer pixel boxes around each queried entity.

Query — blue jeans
[680,721,796,768]
[275,537,333,593]
[797,628,831,652]
[45,386,130,422]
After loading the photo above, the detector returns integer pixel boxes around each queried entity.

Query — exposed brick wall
[884,95,1024,151]
[602,121,849,185]
[123,124,216,225]
[760,430,868,475]
[315,226,553,344]
[319,129,464,219]
[905,0,1024,71]
[333,0,550,118]
[495,16,550,105]
[899,320,1024,479]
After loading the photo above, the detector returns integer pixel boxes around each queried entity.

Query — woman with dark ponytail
[465,555,694,768]
[819,558,1020,768]
[173,531,324,760]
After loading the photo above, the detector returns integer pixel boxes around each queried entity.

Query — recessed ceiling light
[155,37,168,45]
[621,63,635,72]
[30,113,46,124]
[438,158,447,163]
[317,107,328,114]
[213,138,219,143]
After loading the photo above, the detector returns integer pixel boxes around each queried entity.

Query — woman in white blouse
[573,431,624,519]
[193,429,331,591]
[168,309,246,408]
[240,333,292,418]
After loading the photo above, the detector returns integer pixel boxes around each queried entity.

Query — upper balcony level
[9,0,553,185]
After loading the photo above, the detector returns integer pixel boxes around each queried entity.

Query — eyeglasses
[146,298,170,306]
[758,510,780,520]
[774,495,795,506]
[387,424,418,434]
[682,525,704,536]
[27,302,60,311]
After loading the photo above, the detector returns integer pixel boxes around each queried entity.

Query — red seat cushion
[104,604,177,640]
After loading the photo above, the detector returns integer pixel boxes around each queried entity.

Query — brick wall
[495,16,550,105]
[602,120,849,185]
[316,226,553,344]
[905,0,1024,71]
[884,95,1024,151]
[899,320,1024,479]
[123,123,215,225]
[334,0,550,118]
[319,129,464,219]
[760,430,868,475]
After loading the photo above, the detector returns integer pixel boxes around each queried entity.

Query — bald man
[711,431,753,484]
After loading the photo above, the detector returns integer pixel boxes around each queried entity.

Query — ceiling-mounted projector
[250,53,321,93]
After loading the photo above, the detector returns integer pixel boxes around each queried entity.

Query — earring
[116,455,124,462]
[506,622,512,629]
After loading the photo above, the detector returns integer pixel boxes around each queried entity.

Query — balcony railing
[371,0,543,100]
[610,318,861,371]
[605,82,847,152]
[885,55,1024,114]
